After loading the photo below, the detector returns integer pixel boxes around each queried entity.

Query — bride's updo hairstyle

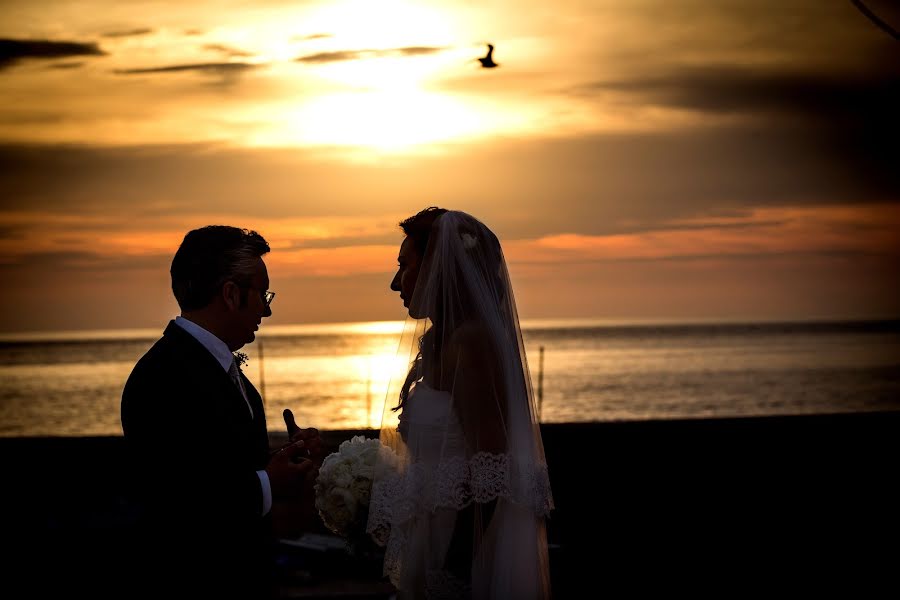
[398,206,448,262]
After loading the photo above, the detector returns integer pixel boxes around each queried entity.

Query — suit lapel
[241,374,267,428]
[163,321,257,424]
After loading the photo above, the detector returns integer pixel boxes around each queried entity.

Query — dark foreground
[3,411,899,598]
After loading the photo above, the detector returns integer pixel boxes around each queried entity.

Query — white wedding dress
[370,382,552,600]
[390,382,471,599]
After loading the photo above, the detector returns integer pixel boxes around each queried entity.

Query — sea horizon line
[1,315,898,343]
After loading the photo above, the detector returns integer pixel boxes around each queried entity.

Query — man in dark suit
[121,225,319,598]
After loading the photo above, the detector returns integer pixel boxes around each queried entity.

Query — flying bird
[478,43,498,68]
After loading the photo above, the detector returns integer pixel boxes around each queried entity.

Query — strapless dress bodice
[398,381,467,463]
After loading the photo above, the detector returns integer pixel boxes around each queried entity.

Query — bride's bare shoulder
[446,321,497,367]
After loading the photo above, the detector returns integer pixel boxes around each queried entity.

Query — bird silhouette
[478,43,498,68]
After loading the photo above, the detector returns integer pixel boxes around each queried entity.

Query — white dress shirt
[174,316,273,516]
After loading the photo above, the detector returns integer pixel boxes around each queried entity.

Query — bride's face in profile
[390,236,422,316]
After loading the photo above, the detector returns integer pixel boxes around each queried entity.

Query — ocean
[1,319,898,437]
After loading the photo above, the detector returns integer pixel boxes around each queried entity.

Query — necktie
[228,358,254,418]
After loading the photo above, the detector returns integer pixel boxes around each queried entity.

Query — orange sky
[1,0,898,332]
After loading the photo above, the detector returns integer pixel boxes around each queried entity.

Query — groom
[121,225,319,598]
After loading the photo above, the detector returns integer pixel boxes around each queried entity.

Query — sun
[291,89,495,152]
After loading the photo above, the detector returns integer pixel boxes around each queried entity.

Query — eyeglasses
[238,282,275,307]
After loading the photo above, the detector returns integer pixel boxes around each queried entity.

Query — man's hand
[283,409,324,466]
[266,440,315,500]
[284,407,301,439]
[269,438,321,537]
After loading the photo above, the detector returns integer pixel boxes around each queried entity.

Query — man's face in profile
[230,256,272,350]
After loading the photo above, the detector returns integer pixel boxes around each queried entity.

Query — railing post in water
[537,345,544,422]
[366,356,373,429]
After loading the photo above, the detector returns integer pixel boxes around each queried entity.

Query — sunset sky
[1,0,898,333]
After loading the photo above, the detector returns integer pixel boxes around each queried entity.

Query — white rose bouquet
[314,435,397,542]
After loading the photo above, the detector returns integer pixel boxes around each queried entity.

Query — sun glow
[301,0,458,53]
[245,0,519,152]
[286,89,497,151]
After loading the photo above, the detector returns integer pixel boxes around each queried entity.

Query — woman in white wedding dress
[367,208,553,599]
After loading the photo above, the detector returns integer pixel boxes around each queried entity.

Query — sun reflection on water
[259,331,409,430]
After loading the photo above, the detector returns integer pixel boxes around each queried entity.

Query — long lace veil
[367,211,553,599]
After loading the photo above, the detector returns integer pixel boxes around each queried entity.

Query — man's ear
[222,281,241,311]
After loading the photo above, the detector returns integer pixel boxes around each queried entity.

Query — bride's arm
[445,321,507,455]
[441,322,506,580]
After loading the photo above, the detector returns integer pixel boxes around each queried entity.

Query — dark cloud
[0,223,24,239]
[2,250,170,271]
[512,249,896,268]
[115,62,258,75]
[203,44,254,58]
[296,46,444,64]
[616,218,790,237]
[578,57,900,199]
[0,110,64,124]
[47,61,84,70]
[0,38,106,71]
[581,62,898,120]
[394,46,445,57]
[296,50,363,64]
[1,116,897,242]
[112,61,262,87]
[101,28,153,38]
[292,33,333,42]
[279,235,398,250]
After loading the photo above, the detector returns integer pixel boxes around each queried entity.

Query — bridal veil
[367,210,553,599]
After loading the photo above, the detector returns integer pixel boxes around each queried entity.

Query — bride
[367,208,553,599]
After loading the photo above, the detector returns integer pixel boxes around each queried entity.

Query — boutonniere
[233,351,249,368]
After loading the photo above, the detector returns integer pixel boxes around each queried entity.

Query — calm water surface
[1,319,898,437]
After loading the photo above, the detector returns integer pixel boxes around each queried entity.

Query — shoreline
[4,411,898,596]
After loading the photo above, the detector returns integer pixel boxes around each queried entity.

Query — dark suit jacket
[121,321,272,597]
